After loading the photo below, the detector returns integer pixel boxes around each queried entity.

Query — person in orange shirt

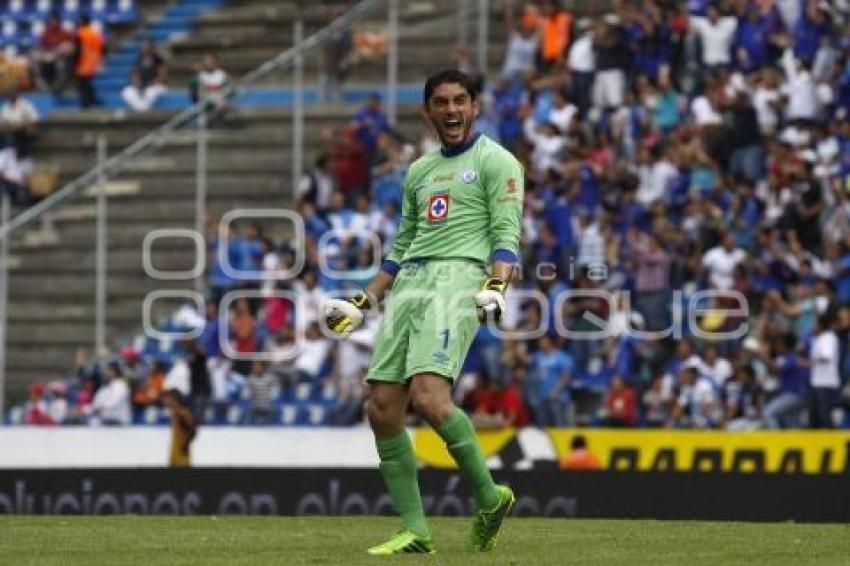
[538,0,572,72]
[74,15,104,108]
[558,434,602,471]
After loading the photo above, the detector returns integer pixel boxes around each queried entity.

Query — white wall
[0,427,380,468]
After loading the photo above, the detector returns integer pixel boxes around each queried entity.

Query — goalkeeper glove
[474,277,508,324]
[323,292,371,339]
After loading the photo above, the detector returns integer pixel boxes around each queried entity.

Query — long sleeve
[485,153,524,261]
[385,172,418,267]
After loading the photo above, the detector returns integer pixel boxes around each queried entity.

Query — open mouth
[444,117,463,137]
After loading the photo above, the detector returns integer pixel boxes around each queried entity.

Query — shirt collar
[441,132,481,158]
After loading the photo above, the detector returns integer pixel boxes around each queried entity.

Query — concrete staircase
[4,105,426,400]
[3,0,522,401]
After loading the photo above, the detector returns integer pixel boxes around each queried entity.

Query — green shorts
[367,259,487,384]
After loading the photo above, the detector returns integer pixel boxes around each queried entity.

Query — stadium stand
[4,0,850,432]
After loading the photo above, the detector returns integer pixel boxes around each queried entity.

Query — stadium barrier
[1,468,848,522]
[2,427,850,473]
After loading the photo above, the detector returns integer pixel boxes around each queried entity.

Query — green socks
[436,408,500,511]
[376,431,431,538]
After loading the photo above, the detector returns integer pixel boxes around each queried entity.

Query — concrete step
[9,246,200,274]
[8,273,194,299]
[7,299,144,323]
[33,120,425,152]
[7,323,131,347]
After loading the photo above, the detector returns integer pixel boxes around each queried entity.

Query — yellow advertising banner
[413,428,850,474]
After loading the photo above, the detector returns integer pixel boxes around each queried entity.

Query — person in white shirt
[121,69,165,112]
[669,365,720,428]
[752,69,782,136]
[636,144,678,207]
[781,49,819,122]
[297,154,335,212]
[702,345,733,389]
[690,6,737,69]
[523,117,566,175]
[500,6,538,83]
[1,90,39,155]
[548,88,578,135]
[0,145,34,204]
[690,92,724,126]
[568,18,595,115]
[89,361,131,425]
[809,315,841,428]
[295,322,333,380]
[702,234,747,290]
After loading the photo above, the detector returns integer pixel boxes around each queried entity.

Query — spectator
[0,137,34,205]
[132,360,166,409]
[36,14,74,99]
[809,314,841,428]
[135,40,166,88]
[229,297,257,378]
[45,381,69,425]
[352,92,390,158]
[702,233,747,290]
[247,360,279,425]
[690,4,738,74]
[471,373,530,430]
[297,154,336,212]
[320,5,355,103]
[161,364,196,468]
[89,360,131,426]
[527,335,573,427]
[501,0,539,83]
[25,382,55,425]
[121,69,165,112]
[292,322,332,384]
[630,229,672,331]
[1,90,38,153]
[568,18,595,117]
[74,15,105,108]
[668,365,720,429]
[184,339,210,423]
[536,0,572,73]
[593,15,628,112]
[602,375,637,427]
[559,435,602,471]
[723,365,762,431]
[189,53,234,125]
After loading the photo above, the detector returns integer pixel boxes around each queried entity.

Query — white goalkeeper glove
[323,291,371,339]
[474,277,508,325]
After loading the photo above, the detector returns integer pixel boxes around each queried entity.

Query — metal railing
[0,0,495,419]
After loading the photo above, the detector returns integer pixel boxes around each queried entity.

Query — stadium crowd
[14,0,850,431]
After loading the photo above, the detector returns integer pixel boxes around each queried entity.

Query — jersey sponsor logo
[460,169,478,183]
[433,173,454,182]
[427,193,450,223]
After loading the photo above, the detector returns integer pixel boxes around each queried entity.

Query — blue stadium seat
[280,403,298,426]
[307,404,326,426]
[107,0,138,24]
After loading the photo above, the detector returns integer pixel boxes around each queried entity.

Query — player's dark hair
[423,69,479,104]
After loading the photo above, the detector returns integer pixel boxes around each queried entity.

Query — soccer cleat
[471,484,516,552]
[366,529,436,556]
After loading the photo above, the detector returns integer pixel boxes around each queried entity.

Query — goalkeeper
[324,69,523,556]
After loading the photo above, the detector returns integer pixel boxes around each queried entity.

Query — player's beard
[433,114,474,149]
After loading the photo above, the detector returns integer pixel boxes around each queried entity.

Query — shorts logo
[432,351,451,365]
[428,193,450,223]
[460,169,478,183]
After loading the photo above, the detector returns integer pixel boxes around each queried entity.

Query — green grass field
[1,516,848,565]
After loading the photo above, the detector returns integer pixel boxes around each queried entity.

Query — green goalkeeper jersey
[384,133,524,270]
